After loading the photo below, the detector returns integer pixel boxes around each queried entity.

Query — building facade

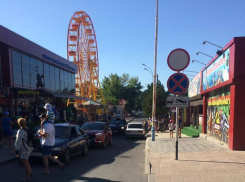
[188,37,245,150]
[0,25,78,120]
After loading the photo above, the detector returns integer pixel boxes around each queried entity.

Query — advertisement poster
[188,72,201,97]
[207,89,230,144]
[203,48,230,91]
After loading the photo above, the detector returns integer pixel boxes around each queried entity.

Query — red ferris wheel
[67,11,104,103]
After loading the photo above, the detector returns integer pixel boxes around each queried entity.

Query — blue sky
[1,0,245,90]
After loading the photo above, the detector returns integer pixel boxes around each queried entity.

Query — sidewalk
[0,143,17,165]
[145,131,245,182]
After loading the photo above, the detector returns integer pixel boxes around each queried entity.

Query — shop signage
[42,54,76,72]
[166,96,189,107]
[202,48,230,91]
[208,95,230,106]
[188,72,201,98]
[18,90,40,95]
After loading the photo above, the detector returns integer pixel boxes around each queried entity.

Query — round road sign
[167,73,189,95]
[167,48,190,71]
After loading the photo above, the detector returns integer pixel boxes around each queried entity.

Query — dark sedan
[109,118,127,134]
[30,123,89,164]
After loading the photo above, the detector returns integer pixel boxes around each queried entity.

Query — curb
[0,157,18,165]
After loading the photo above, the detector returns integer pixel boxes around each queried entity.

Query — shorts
[169,129,173,131]
[42,145,53,156]
[3,129,12,137]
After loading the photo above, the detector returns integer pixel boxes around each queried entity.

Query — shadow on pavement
[179,159,245,165]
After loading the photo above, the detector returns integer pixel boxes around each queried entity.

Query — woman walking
[168,119,174,138]
[11,118,33,181]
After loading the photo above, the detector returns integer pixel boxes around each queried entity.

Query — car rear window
[82,123,104,130]
[128,124,142,129]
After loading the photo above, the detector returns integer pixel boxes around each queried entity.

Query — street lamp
[184,73,196,77]
[142,64,153,74]
[196,52,213,58]
[192,60,206,65]
[203,40,223,56]
[183,70,199,73]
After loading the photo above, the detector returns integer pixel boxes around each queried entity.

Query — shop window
[13,65,22,75]
[12,57,21,67]
[12,50,21,59]
[14,74,22,85]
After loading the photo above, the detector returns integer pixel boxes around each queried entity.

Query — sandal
[39,171,49,175]
[60,164,65,172]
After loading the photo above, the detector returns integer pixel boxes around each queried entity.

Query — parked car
[126,122,146,139]
[109,118,127,134]
[81,122,112,149]
[30,123,89,164]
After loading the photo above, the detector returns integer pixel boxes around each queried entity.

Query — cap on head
[3,111,9,116]
[44,103,52,110]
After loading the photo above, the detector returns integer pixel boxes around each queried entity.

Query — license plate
[31,152,42,156]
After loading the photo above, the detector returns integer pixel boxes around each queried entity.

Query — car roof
[54,123,78,127]
[128,122,142,124]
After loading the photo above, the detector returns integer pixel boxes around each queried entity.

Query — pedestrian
[0,111,13,149]
[11,118,33,181]
[143,119,149,134]
[38,113,65,174]
[168,119,174,138]
[178,115,182,138]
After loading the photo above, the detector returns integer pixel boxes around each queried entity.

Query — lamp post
[196,52,213,58]
[203,41,223,56]
[151,0,159,141]
[183,70,199,73]
[192,60,206,65]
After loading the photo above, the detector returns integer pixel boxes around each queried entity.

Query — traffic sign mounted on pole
[167,73,189,95]
[166,96,189,107]
[167,48,190,71]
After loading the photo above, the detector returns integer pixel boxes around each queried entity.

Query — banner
[203,48,230,91]
[188,72,201,97]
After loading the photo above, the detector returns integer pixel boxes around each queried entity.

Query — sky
[1,0,245,90]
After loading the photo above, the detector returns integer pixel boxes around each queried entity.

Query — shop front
[189,37,245,150]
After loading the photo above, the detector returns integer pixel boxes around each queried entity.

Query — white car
[126,122,147,139]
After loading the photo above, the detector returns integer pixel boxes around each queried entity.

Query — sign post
[166,48,190,160]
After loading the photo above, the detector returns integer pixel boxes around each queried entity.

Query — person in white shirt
[38,116,65,174]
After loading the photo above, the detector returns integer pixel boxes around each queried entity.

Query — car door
[69,126,79,154]
[75,126,85,151]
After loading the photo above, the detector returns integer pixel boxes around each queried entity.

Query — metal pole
[175,103,179,160]
[151,0,158,141]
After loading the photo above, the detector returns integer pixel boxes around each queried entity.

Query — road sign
[167,73,189,95]
[167,49,190,71]
[166,96,189,107]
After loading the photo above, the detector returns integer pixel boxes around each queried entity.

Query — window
[22,54,30,87]
[50,66,55,91]
[44,63,50,90]
[55,67,60,91]
[30,58,37,89]
[71,127,77,136]
[12,50,22,86]
[60,69,64,91]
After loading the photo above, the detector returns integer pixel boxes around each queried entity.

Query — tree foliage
[101,73,143,112]
[142,80,169,118]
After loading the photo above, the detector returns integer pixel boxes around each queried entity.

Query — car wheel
[62,149,71,164]
[81,143,89,156]
[108,137,112,145]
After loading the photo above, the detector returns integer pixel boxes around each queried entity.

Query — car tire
[81,143,89,156]
[108,137,112,145]
[62,149,71,164]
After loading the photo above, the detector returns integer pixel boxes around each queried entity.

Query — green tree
[142,80,169,118]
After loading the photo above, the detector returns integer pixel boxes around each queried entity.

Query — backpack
[22,129,40,149]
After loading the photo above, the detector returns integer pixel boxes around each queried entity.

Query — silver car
[125,122,147,139]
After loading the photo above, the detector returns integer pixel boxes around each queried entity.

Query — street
[0,118,147,182]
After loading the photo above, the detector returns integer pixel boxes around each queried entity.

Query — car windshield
[55,126,69,138]
[128,124,142,129]
[82,123,104,130]
[110,119,125,125]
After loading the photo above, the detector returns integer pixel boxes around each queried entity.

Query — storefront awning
[190,99,203,106]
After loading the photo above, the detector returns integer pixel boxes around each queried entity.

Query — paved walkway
[0,142,16,165]
[146,131,245,182]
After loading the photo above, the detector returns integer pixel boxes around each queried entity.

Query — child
[41,103,55,129]
[168,119,174,138]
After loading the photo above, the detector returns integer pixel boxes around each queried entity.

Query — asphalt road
[0,118,147,182]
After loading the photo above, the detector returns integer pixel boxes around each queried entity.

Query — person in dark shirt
[0,112,13,149]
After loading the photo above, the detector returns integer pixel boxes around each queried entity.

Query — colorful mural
[207,89,230,144]
[188,72,201,97]
[202,48,230,91]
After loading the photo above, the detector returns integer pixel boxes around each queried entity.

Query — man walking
[38,114,65,174]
